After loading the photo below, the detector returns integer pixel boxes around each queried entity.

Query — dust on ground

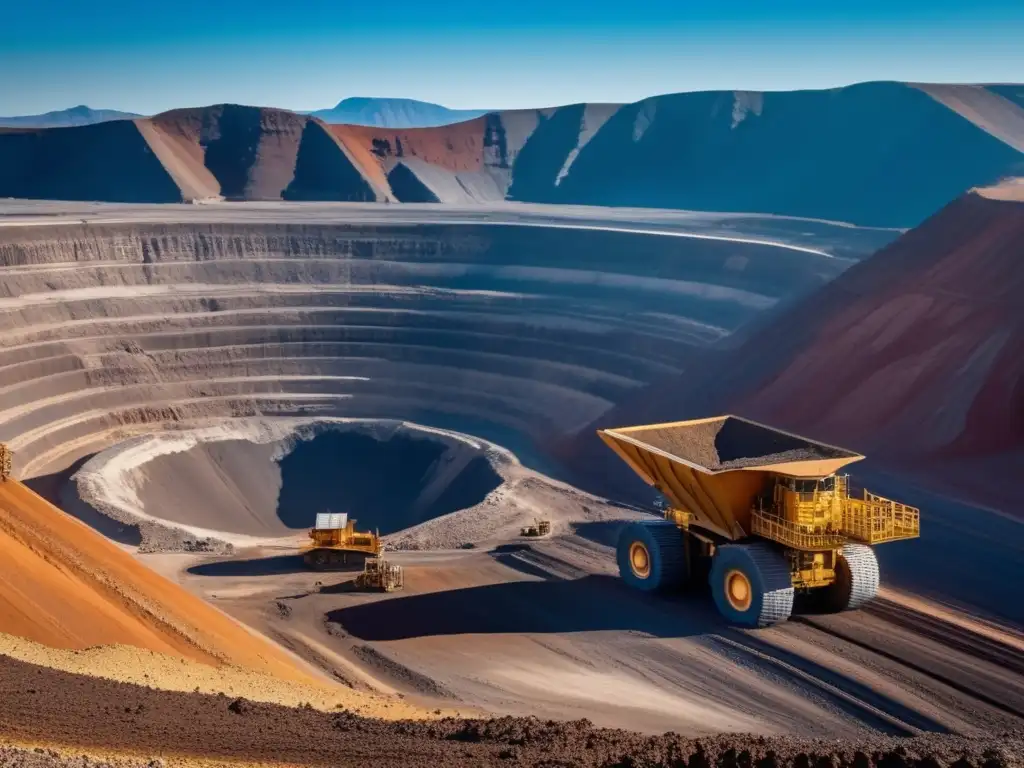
[1,651,1022,768]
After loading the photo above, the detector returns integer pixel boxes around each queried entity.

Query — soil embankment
[0,474,424,716]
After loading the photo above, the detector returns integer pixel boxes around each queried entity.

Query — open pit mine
[0,90,1022,767]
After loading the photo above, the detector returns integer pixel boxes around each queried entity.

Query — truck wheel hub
[725,569,752,611]
[629,541,651,579]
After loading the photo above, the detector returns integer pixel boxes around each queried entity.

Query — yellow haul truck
[598,415,920,627]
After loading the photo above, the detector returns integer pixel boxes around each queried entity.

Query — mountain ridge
[0,105,140,128]
[1,82,1021,226]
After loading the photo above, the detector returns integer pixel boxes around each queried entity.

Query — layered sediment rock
[0,218,842,481]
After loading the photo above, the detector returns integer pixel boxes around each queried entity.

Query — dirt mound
[915,83,1024,153]
[1,652,1020,767]
[322,83,1024,225]
[613,415,856,472]
[0,475,337,678]
[733,189,1024,464]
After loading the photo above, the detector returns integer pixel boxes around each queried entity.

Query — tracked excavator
[599,415,920,627]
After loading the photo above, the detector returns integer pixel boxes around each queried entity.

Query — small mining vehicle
[355,557,405,592]
[0,444,12,481]
[303,512,383,570]
[520,519,552,537]
[599,415,920,627]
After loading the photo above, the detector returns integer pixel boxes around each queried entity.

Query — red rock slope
[735,182,1023,463]
[570,181,1024,512]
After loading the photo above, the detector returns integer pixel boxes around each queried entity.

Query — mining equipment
[0,444,11,481]
[520,519,552,537]
[303,512,383,570]
[599,415,920,627]
[355,557,405,592]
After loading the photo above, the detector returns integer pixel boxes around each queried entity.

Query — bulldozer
[520,519,551,537]
[303,512,383,570]
[599,415,920,627]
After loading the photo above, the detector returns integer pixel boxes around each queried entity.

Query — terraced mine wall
[0,220,845,481]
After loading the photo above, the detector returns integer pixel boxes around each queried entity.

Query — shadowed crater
[121,423,504,541]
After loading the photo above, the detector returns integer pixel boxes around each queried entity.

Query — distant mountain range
[0,98,486,130]
[0,105,140,128]
[1,82,1021,227]
[307,97,488,127]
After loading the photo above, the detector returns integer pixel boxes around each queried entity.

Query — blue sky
[2,0,1022,115]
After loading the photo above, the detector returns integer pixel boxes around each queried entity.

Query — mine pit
[0,203,1020,765]
[87,421,506,544]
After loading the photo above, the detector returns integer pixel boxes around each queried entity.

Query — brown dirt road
[172,524,1024,740]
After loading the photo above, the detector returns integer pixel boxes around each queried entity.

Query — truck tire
[822,543,879,612]
[710,542,794,627]
[616,521,686,593]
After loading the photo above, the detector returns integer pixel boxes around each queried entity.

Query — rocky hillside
[569,179,1024,514]
[1,83,1022,226]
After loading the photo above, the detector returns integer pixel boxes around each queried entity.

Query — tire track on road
[709,632,941,736]
[793,603,1024,722]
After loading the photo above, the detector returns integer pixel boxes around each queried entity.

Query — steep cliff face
[734,187,1024,462]
[2,83,1021,226]
[0,121,183,203]
[0,106,389,204]
[569,182,1024,513]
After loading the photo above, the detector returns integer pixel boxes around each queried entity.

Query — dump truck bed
[600,415,862,475]
[598,416,866,540]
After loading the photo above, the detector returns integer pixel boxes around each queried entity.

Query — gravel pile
[621,415,853,471]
